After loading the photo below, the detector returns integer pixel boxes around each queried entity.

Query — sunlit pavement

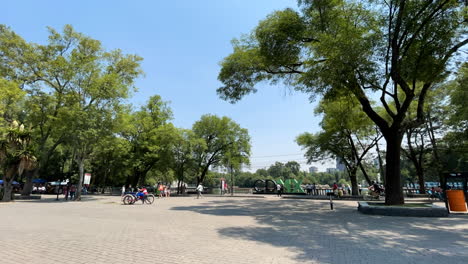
[1,195,467,264]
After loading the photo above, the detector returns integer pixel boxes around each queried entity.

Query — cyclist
[369,181,384,197]
[137,187,148,204]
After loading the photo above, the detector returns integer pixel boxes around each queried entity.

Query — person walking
[332,182,338,196]
[181,183,186,195]
[158,184,164,198]
[166,185,171,198]
[121,185,126,196]
[196,183,204,199]
[69,185,76,200]
[276,183,282,197]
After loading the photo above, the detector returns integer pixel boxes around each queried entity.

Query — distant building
[326,168,337,173]
[309,166,318,173]
[336,158,346,172]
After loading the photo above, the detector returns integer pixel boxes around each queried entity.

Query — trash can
[446,190,468,212]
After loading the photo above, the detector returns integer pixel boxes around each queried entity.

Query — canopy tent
[32,178,47,184]
[0,180,20,185]
[49,181,68,186]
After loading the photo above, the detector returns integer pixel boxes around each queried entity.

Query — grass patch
[368,203,431,208]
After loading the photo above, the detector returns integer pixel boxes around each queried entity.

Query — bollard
[327,192,334,210]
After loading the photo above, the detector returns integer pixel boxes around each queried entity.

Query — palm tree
[0,121,37,202]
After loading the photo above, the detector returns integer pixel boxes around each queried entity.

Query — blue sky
[4,0,334,171]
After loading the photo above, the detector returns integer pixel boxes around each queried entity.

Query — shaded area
[172,199,468,263]
[12,195,101,203]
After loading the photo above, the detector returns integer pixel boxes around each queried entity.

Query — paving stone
[0,195,467,264]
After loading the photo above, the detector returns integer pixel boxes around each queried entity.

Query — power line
[251,158,308,164]
[250,153,305,159]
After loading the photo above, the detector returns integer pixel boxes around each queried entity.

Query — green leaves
[255,8,305,66]
[192,114,251,183]
[0,78,24,122]
[217,44,263,103]
[447,63,468,131]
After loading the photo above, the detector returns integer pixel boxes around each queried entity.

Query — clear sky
[4,0,335,172]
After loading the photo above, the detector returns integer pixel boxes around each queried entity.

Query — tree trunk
[2,182,13,202]
[21,168,38,196]
[2,167,17,202]
[416,164,425,194]
[131,169,140,188]
[375,139,385,184]
[138,171,147,186]
[349,168,359,196]
[100,168,109,194]
[426,115,443,184]
[76,158,85,201]
[358,162,372,186]
[384,132,405,205]
[198,165,210,185]
[125,174,131,189]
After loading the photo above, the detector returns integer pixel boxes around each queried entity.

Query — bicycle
[122,192,155,205]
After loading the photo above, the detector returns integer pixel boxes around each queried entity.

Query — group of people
[332,182,353,196]
[32,185,47,194]
[121,184,171,200]
[305,183,317,195]
[429,186,444,200]
[221,182,230,195]
[121,183,206,199]
[62,183,77,200]
[157,184,171,198]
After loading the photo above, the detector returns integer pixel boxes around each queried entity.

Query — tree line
[0,25,251,202]
[211,160,379,189]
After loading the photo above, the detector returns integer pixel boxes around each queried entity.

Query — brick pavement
[0,195,467,264]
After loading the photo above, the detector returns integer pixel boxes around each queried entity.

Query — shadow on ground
[11,195,101,203]
[172,199,468,263]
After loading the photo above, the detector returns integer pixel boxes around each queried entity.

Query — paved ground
[1,195,467,264]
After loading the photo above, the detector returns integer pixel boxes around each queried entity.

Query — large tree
[192,114,251,184]
[217,1,466,204]
[441,63,468,171]
[0,121,36,202]
[297,96,380,195]
[0,25,143,195]
[0,79,36,201]
[121,95,174,187]
[170,128,204,193]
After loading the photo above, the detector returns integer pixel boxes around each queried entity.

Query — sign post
[84,173,92,185]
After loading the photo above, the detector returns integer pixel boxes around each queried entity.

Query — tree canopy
[217,0,467,204]
[0,25,253,201]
